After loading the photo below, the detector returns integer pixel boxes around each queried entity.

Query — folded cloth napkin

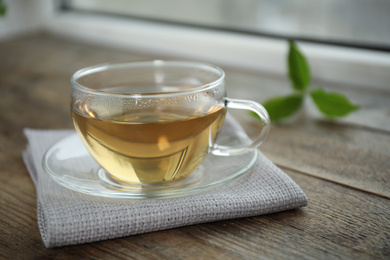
[23,122,307,248]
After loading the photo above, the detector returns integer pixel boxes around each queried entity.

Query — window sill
[43,11,390,92]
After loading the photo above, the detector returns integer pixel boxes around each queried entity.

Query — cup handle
[211,98,270,156]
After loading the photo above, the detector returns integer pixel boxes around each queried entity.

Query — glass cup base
[97,166,205,195]
[42,133,258,199]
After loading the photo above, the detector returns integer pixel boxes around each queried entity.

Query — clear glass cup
[71,60,269,186]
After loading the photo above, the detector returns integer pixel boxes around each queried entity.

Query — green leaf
[310,88,360,118]
[262,93,304,121]
[288,40,311,91]
[0,0,6,16]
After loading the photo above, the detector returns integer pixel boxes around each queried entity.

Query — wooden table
[1,34,389,259]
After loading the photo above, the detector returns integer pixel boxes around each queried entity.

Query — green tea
[72,105,226,184]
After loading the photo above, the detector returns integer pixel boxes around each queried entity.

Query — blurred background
[68,0,390,50]
[1,0,389,92]
[2,0,390,49]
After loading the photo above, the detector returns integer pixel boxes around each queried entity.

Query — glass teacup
[71,61,269,186]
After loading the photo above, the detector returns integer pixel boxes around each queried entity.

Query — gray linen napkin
[23,124,307,248]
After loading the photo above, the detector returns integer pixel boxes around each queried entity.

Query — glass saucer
[42,133,258,199]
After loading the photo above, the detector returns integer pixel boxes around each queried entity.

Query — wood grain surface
[0,34,389,259]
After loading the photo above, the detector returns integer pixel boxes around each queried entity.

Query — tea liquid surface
[72,105,226,184]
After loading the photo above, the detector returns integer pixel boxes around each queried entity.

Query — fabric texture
[23,124,307,248]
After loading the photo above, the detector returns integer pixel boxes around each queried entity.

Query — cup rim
[71,60,225,98]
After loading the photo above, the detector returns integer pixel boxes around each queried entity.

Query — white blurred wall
[1,0,389,91]
[0,0,54,40]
